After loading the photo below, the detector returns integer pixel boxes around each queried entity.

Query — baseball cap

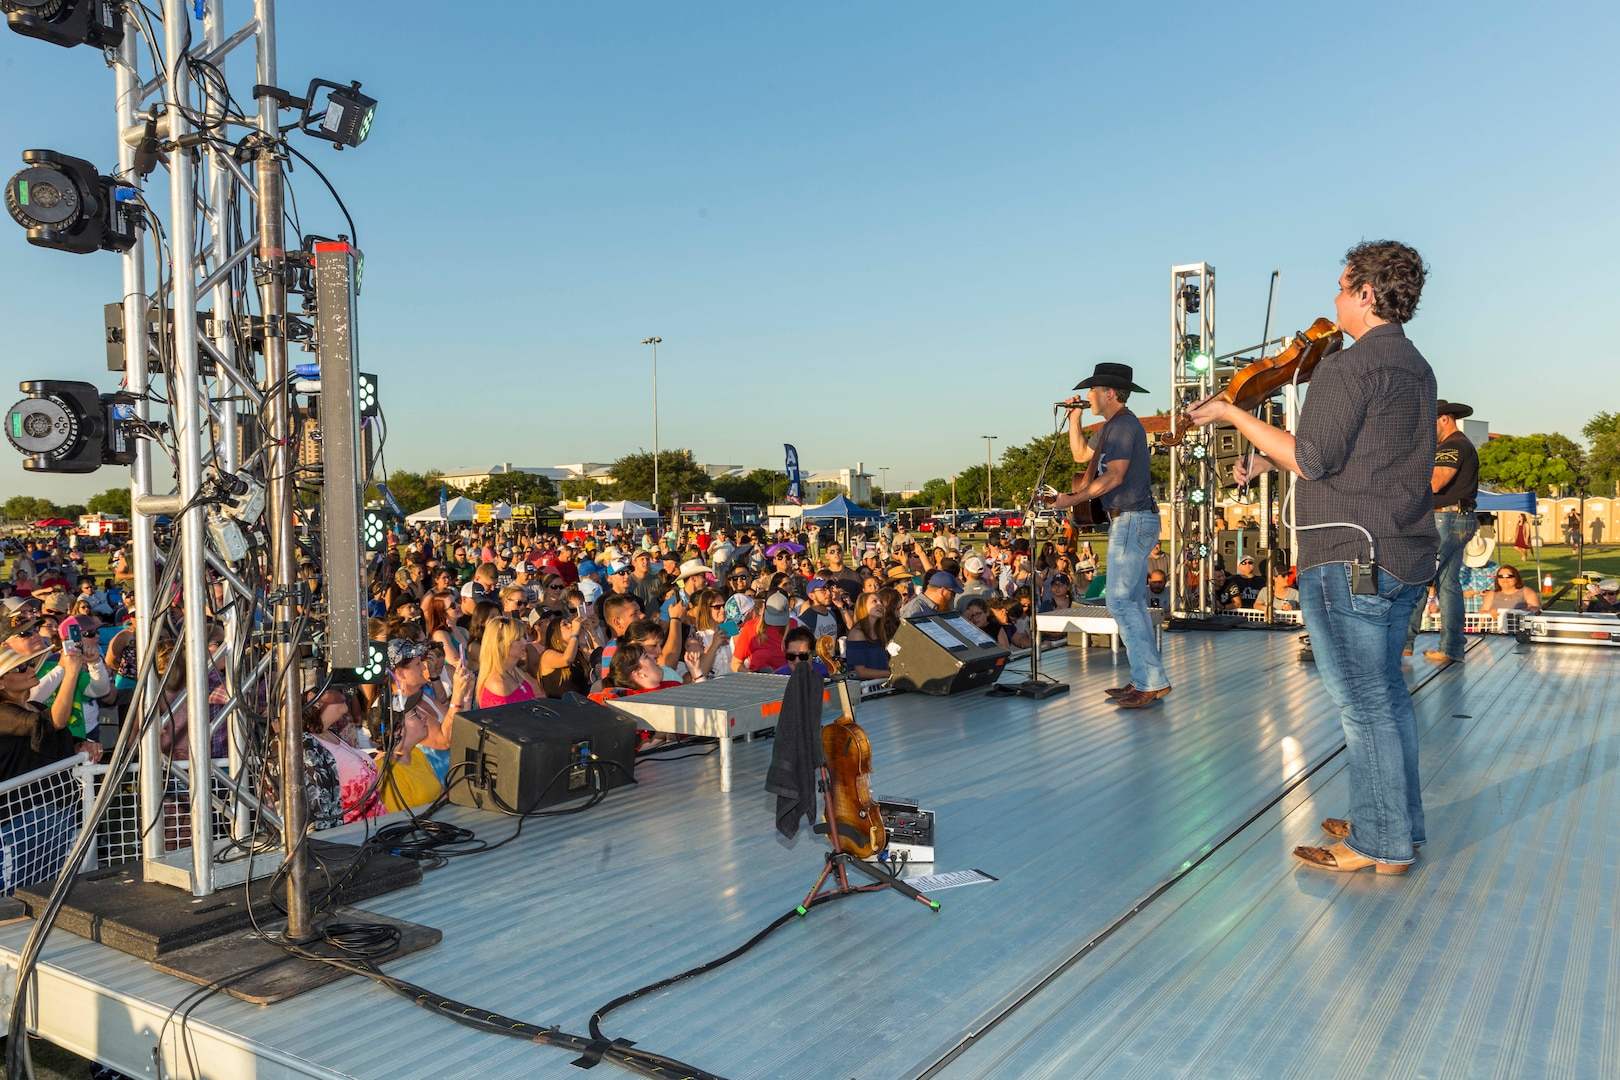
[724,594,755,623]
[578,579,603,603]
[1238,556,1256,566]
[608,560,630,576]
[1601,579,1619,593]
[40,593,72,615]
[962,555,985,574]
[763,593,792,627]
[386,638,429,669]
[927,572,964,594]
[577,560,601,578]
[806,577,832,593]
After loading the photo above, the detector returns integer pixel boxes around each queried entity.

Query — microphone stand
[987,405,1070,700]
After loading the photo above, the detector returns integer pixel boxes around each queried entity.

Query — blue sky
[3,1,1616,506]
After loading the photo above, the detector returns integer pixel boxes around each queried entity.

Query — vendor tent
[405,496,477,522]
[564,502,610,522]
[798,495,880,520]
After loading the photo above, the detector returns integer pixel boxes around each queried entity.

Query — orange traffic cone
[1542,573,1554,596]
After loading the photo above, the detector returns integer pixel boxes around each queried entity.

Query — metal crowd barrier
[0,756,236,895]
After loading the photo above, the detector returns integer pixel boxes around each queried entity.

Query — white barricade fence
[0,755,238,894]
[1421,610,1529,635]
[0,753,86,896]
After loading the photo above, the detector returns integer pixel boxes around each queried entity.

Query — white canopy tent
[563,502,611,522]
[404,497,513,522]
[405,495,477,522]
[564,500,661,523]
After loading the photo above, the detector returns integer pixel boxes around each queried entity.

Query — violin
[818,644,886,859]
[1164,317,1343,446]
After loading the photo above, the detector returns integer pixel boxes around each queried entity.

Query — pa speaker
[448,694,638,813]
[889,612,1010,696]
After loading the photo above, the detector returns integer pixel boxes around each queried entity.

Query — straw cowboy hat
[1462,534,1496,569]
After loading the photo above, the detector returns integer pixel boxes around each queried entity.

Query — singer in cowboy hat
[1048,363,1170,709]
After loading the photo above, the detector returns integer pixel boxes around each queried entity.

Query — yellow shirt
[378,746,443,813]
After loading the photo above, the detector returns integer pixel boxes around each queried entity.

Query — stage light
[362,509,386,551]
[1180,283,1200,314]
[1197,543,1210,559]
[337,640,387,685]
[300,79,378,149]
[1190,443,1209,462]
[357,371,378,417]
[1188,487,1207,506]
[6,149,139,255]
[3,0,123,50]
[5,379,135,473]
[1182,334,1211,374]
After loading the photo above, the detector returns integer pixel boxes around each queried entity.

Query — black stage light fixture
[1188,487,1207,506]
[1189,442,1209,462]
[6,150,139,254]
[330,639,387,686]
[362,508,386,552]
[357,371,378,417]
[4,379,135,473]
[300,79,377,149]
[1180,283,1200,314]
[1181,333,1211,374]
[3,0,123,50]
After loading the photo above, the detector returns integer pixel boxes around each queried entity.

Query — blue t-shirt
[1094,410,1155,513]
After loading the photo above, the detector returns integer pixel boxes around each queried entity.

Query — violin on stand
[799,637,938,913]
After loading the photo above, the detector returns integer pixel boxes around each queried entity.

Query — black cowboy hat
[1074,362,1148,394]
[1436,399,1474,419]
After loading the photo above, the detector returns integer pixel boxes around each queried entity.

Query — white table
[1034,604,1164,658]
[602,673,831,792]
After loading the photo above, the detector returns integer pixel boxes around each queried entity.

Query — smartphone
[61,617,83,652]
[719,619,740,637]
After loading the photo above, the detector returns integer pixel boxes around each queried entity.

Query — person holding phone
[31,615,110,763]
[539,610,592,696]
[685,588,734,681]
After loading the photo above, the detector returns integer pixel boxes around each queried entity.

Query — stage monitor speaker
[1217,529,1262,570]
[889,612,1010,696]
[448,695,638,813]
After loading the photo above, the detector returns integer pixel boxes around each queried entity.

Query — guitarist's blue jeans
[1105,511,1169,693]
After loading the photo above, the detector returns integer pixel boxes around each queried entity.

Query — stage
[2,628,1614,1079]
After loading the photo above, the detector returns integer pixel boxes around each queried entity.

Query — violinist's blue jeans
[1404,509,1476,661]
[1299,562,1427,864]
[1105,511,1168,693]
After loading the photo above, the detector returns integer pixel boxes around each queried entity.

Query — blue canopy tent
[1475,488,1536,513]
[799,494,881,550]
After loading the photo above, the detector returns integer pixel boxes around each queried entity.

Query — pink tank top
[477,678,537,709]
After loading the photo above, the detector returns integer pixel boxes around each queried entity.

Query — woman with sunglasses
[684,588,734,681]
[1479,565,1542,613]
[475,615,539,708]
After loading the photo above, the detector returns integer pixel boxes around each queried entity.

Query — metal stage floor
[2,628,1612,1080]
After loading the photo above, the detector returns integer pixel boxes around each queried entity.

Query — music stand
[798,676,940,915]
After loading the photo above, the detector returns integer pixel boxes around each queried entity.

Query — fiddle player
[1186,241,1438,875]
[1049,363,1170,709]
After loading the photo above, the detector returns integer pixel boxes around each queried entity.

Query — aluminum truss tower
[1167,262,1216,617]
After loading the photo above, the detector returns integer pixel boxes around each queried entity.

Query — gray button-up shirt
[1294,322,1439,584]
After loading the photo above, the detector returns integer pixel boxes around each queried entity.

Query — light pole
[879,467,889,515]
[640,336,661,527]
[981,435,997,509]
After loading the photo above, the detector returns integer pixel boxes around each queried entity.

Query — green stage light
[362,509,386,551]
[1189,487,1207,506]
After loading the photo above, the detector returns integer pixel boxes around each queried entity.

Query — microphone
[1053,401,1085,412]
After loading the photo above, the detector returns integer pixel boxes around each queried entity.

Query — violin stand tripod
[800,770,940,916]
[798,676,939,916]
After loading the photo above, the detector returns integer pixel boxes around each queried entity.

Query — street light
[981,435,997,509]
[640,336,661,524]
[879,466,888,515]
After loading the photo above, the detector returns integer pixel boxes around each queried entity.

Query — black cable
[281,141,358,248]
[590,889,859,1050]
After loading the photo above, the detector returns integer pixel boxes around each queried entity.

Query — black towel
[765,663,825,839]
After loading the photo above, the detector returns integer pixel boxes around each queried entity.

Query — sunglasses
[785,651,812,661]
[1497,572,1519,579]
